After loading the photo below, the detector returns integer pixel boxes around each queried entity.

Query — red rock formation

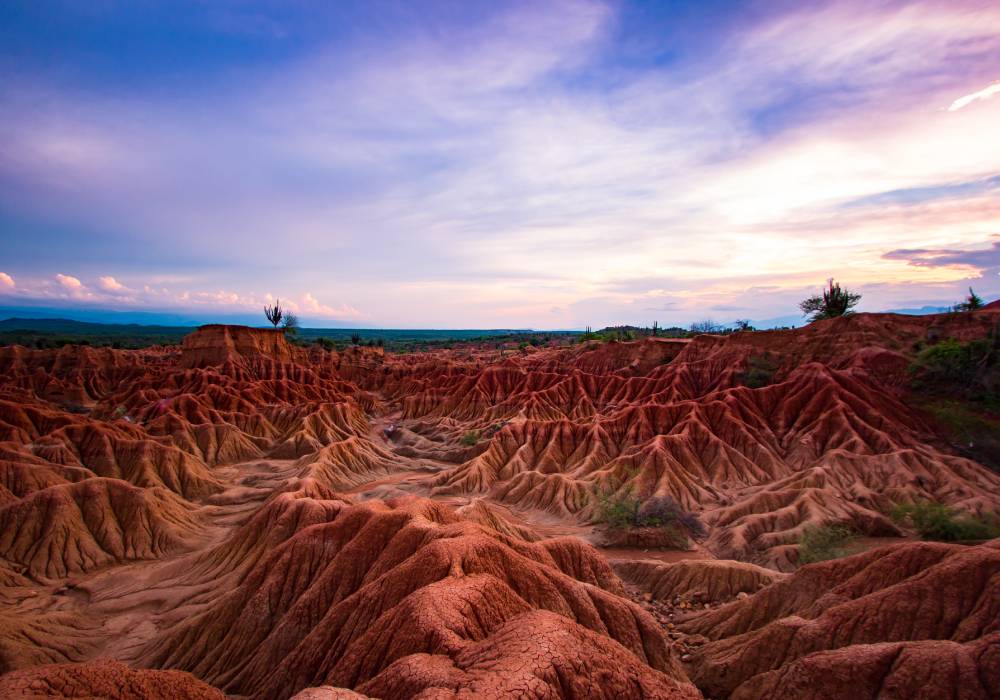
[680,539,1000,698]
[0,478,201,579]
[0,309,998,698]
[614,559,783,603]
[141,494,696,699]
[0,658,224,699]
[180,325,296,368]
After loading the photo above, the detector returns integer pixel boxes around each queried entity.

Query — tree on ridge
[799,279,861,322]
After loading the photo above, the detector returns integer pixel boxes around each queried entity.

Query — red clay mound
[291,688,373,700]
[0,399,223,499]
[180,325,296,368]
[359,609,700,699]
[0,478,201,579]
[614,559,783,604]
[680,540,1000,698]
[0,658,224,699]
[141,495,696,699]
[730,634,999,700]
[412,323,1000,567]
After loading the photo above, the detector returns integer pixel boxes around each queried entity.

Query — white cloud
[299,292,363,319]
[949,82,1000,111]
[0,272,14,289]
[98,275,127,292]
[1,2,999,327]
[55,273,83,290]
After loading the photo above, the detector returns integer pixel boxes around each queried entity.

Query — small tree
[282,312,300,335]
[264,299,283,328]
[799,279,861,322]
[690,319,722,334]
[955,287,984,312]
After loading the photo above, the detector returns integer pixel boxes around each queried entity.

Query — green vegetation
[595,489,641,528]
[689,319,724,334]
[459,430,480,446]
[954,287,984,312]
[799,279,861,322]
[0,319,583,352]
[741,352,780,389]
[281,312,300,335]
[908,328,999,472]
[594,491,706,546]
[891,501,1000,542]
[797,524,856,564]
[909,336,997,402]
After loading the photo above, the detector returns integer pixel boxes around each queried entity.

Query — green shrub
[799,279,861,322]
[910,338,986,383]
[741,352,780,389]
[595,489,642,528]
[891,501,1000,542]
[459,430,480,447]
[594,491,705,543]
[798,524,855,564]
[909,333,997,403]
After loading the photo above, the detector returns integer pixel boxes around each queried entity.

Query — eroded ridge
[1,312,999,698]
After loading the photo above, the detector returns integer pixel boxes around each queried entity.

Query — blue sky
[1,0,999,328]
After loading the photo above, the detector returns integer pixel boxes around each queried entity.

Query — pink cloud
[55,273,83,290]
[98,275,127,292]
[0,272,14,289]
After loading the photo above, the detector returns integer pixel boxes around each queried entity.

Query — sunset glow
[2,0,999,327]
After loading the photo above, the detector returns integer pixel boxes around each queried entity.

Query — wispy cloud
[1,1,999,327]
[948,81,1000,111]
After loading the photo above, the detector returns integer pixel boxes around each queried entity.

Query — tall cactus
[264,299,283,328]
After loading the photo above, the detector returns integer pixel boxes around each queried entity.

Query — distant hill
[0,317,190,334]
[0,317,570,350]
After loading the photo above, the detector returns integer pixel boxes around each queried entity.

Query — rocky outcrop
[180,325,295,368]
[0,478,202,579]
[0,658,224,699]
[680,540,1000,698]
[141,494,697,699]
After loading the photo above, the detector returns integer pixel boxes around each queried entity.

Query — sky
[1,0,999,329]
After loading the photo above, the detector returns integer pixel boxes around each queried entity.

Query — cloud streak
[1,1,999,327]
[948,81,1000,111]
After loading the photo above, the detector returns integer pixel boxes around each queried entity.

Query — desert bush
[797,524,855,564]
[595,489,642,528]
[594,492,705,542]
[350,333,362,345]
[891,501,1000,542]
[909,337,997,399]
[460,430,480,446]
[799,279,861,322]
[954,287,984,312]
[281,312,300,335]
[741,352,780,389]
[689,319,723,334]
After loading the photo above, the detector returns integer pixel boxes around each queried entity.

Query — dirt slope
[0,313,998,698]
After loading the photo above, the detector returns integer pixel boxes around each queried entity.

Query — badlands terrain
[0,311,999,699]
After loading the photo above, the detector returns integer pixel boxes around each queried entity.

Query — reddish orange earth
[0,312,998,698]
